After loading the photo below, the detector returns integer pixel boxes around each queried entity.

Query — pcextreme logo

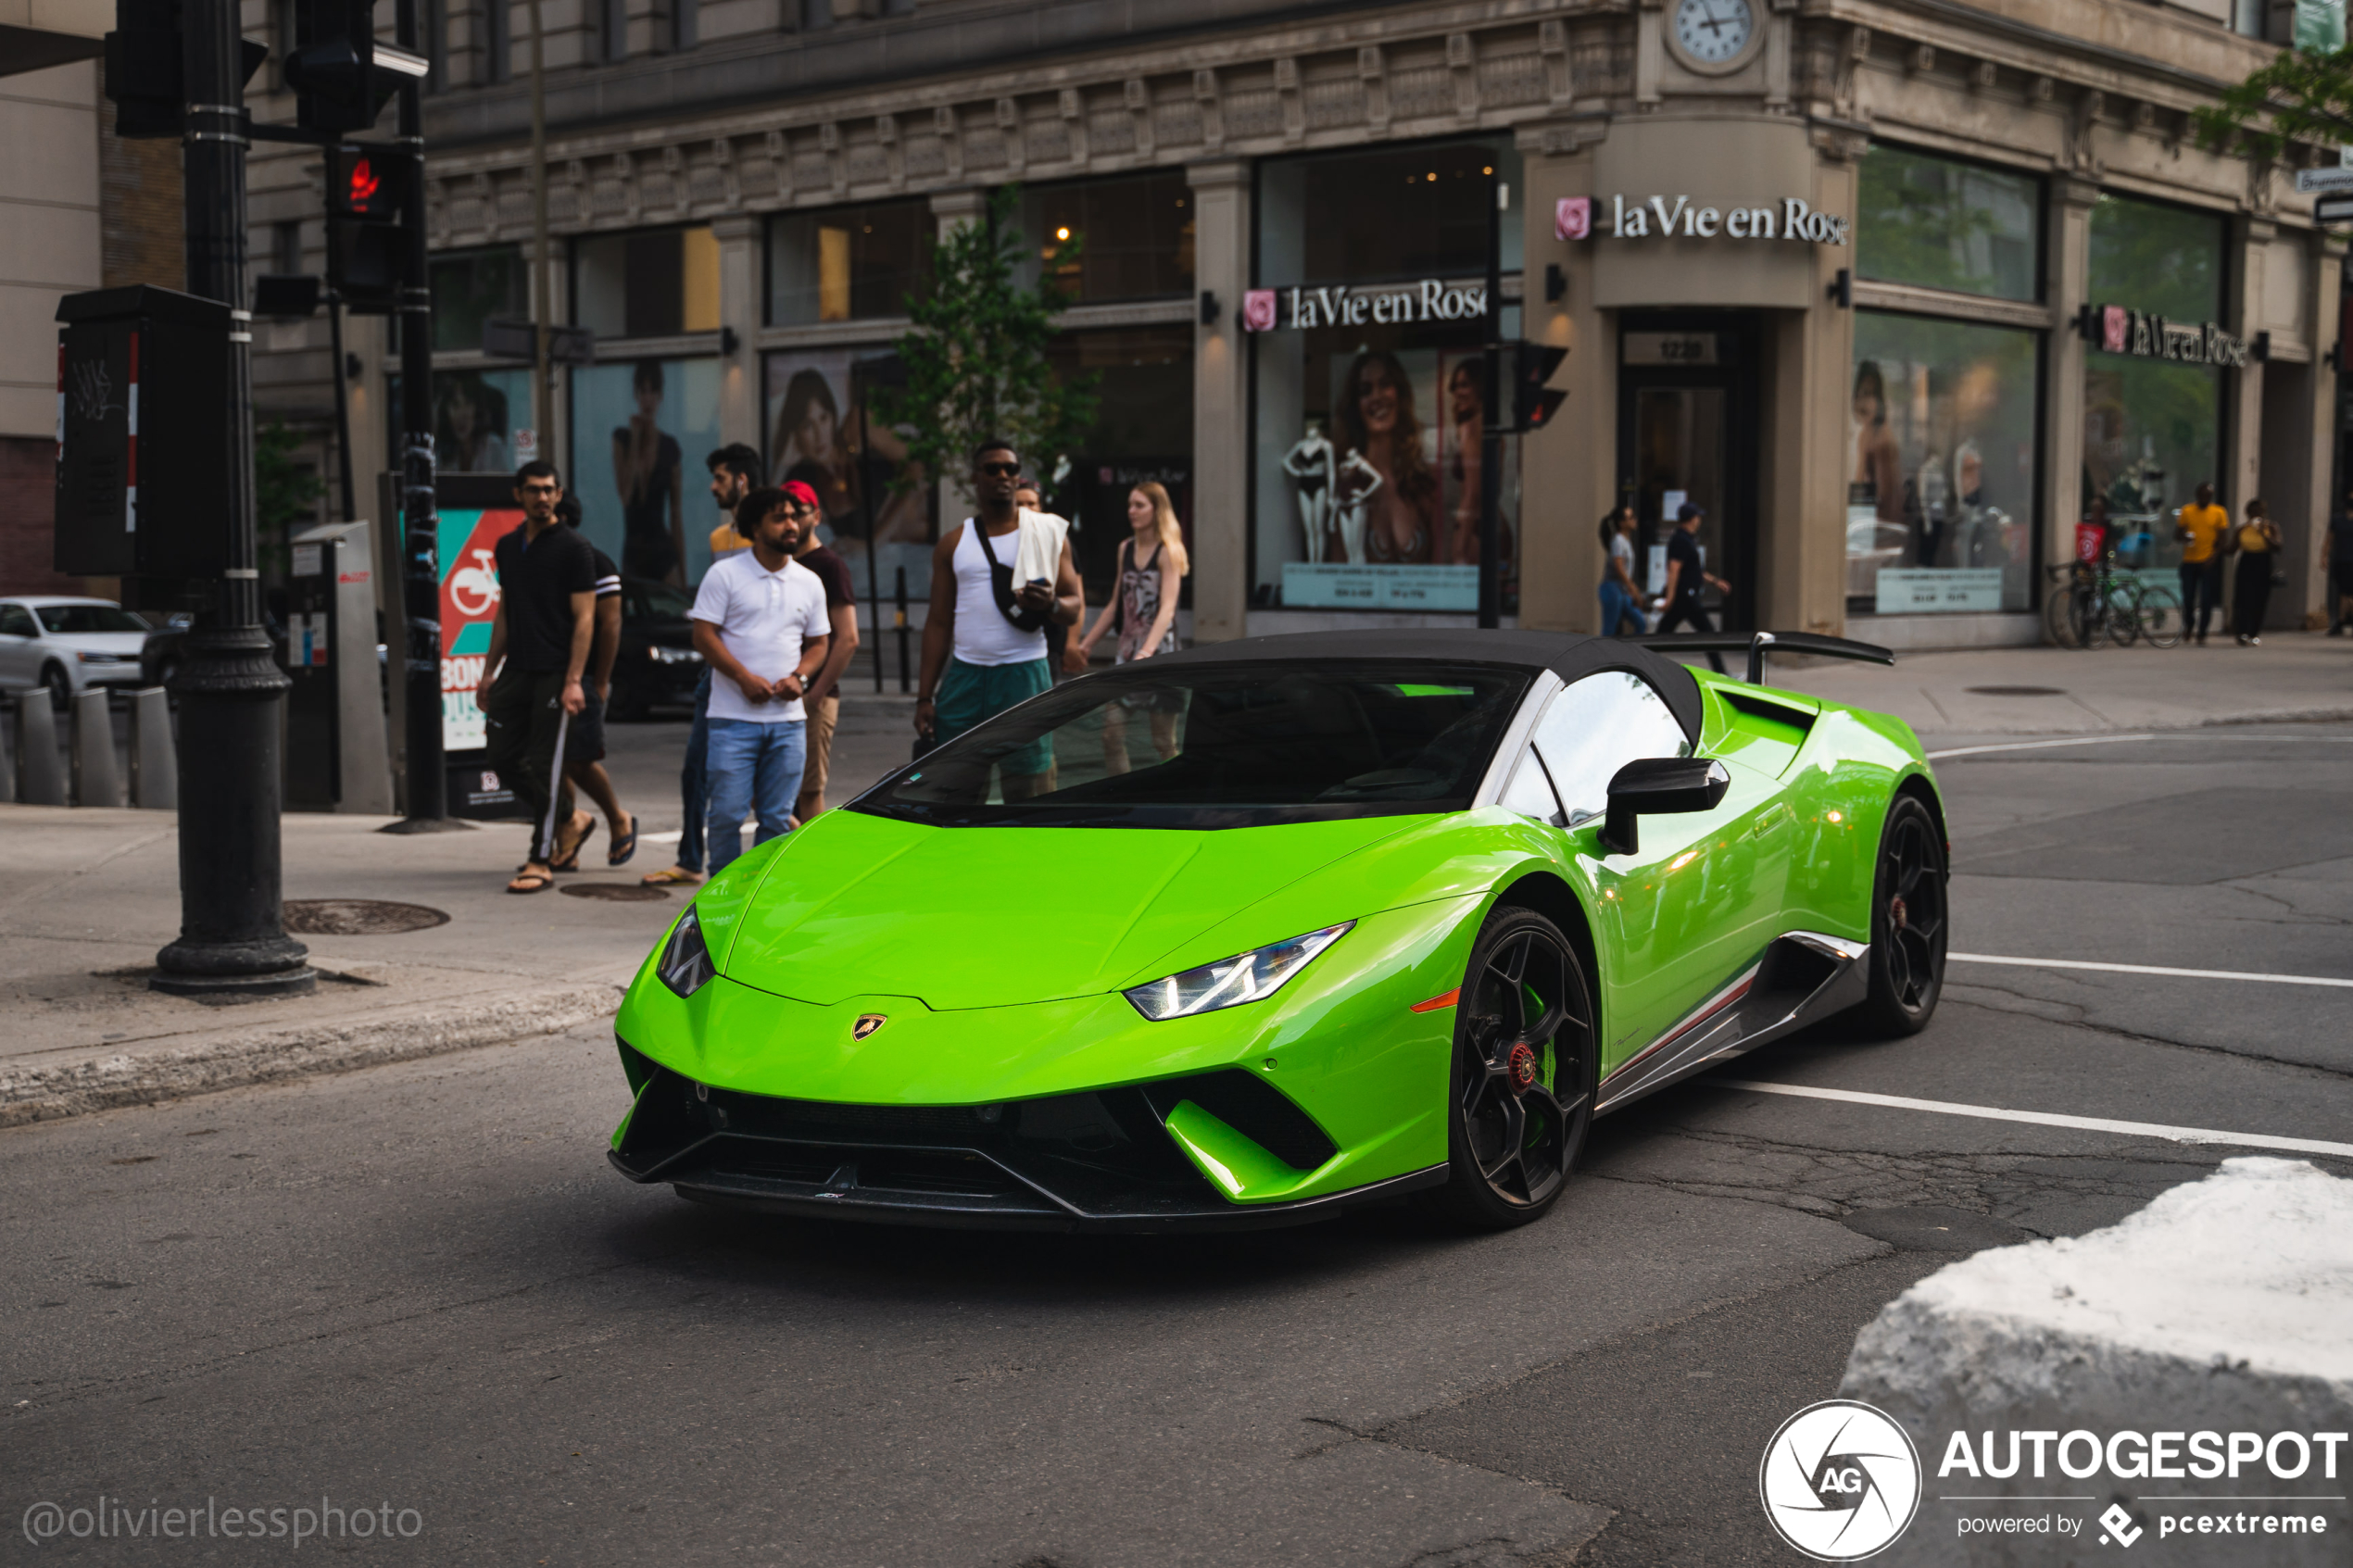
[1760,1400,1924,1562]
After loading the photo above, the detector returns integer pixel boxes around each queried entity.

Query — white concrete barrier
[14,697,67,806]
[70,687,121,807]
[1840,1158,2353,1564]
[129,686,176,809]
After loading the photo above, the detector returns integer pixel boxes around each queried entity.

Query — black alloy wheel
[1438,906,1597,1230]
[1851,794,1948,1036]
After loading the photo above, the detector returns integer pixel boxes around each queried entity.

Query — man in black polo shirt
[1657,500,1733,673]
[477,461,598,894]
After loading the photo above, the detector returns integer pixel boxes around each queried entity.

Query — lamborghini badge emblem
[852,1013,888,1040]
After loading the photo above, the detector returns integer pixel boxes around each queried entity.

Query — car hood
[718,808,1422,1010]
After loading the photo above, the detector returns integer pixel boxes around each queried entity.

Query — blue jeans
[1599,581,1636,636]
[678,671,711,873]
[704,718,806,874]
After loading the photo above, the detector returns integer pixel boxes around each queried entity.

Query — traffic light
[1512,341,1568,433]
[103,0,267,138]
[328,144,417,223]
[328,221,410,314]
[283,0,428,134]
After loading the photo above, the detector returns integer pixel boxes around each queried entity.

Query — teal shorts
[935,657,1053,778]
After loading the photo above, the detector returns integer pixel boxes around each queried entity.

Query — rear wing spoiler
[1629,631,1895,687]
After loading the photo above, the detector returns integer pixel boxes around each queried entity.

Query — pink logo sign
[1555,197,1592,242]
[2102,305,2127,354]
[1241,289,1278,332]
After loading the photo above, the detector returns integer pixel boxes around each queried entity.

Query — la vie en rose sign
[1554,194,1851,245]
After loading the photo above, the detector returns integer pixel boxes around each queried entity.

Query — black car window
[624,579,693,621]
[35,604,149,634]
[0,606,35,637]
[857,661,1530,829]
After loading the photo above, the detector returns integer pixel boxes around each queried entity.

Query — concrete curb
[0,984,624,1127]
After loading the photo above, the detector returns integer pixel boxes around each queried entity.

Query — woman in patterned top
[1074,482,1189,773]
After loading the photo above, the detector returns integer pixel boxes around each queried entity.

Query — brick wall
[0,437,78,596]
[100,129,183,289]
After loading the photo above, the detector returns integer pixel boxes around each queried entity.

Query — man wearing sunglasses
[477,461,599,894]
[914,441,1081,797]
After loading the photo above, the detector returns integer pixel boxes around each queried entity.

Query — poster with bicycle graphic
[434,479,524,752]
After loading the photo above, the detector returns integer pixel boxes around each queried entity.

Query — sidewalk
[1768,631,2353,737]
[2,635,2345,1129]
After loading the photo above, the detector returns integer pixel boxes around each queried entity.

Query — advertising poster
[570,357,724,589]
[431,478,524,754]
[763,348,930,601]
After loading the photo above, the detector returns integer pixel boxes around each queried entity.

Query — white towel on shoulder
[1012,508,1069,586]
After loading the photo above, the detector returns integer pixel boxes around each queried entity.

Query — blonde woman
[1074,482,1189,771]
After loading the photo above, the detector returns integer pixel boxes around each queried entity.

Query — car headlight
[657,907,715,997]
[648,646,703,665]
[1123,922,1354,1021]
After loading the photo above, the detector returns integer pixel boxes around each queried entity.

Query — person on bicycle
[2175,482,2231,646]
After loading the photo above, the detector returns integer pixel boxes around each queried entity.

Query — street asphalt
[4,706,2350,1565]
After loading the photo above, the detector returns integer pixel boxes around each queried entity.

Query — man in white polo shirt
[688,485,832,873]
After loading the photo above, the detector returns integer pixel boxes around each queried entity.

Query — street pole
[151,0,315,997]
[385,0,454,830]
[1477,170,1504,631]
[528,0,553,457]
[328,295,356,523]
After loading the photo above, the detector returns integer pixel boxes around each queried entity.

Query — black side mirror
[1597,758,1730,857]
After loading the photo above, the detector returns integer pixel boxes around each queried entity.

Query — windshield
[855,660,1530,829]
[37,604,149,634]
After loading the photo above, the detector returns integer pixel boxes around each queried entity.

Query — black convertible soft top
[1143,629,1705,743]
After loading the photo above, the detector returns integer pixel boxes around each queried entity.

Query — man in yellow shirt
[2175,482,2231,646]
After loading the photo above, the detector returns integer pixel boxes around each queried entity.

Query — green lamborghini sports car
[608,628,1947,1233]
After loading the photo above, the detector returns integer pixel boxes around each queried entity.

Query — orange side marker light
[1410,989,1460,1013]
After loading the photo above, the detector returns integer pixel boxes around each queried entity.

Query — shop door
[1617,315,1759,632]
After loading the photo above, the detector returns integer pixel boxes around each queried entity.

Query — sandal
[607,813,639,867]
[507,868,555,895]
[550,812,597,872]
[640,865,704,887]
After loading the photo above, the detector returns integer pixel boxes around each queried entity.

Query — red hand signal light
[348,157,381,208]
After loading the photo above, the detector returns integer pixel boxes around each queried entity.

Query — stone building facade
[240,0,2346,653]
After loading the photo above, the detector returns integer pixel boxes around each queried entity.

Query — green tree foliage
[875,185,1097,507]
[253,420,325,574]
[2192,41,2353,161]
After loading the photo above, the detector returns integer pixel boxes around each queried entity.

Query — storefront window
[2082,194,2226,572]
[434,368,534,472]
[569,356,724,585]
[1013,171,1195,303]
[767,200,930,325]
[1848,314,2040,613]
[430,247,525,353]
[763,347,929,603]
[1046,326,1196,606]
[1855,147,2039,303]
[1252,138,1523,613]
[573,226,721,339]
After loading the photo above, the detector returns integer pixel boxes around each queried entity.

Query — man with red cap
[779,479,861,819]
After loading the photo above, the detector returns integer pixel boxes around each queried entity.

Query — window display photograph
[433,368,533,473]
[1847,314,2039,614]
[569,356,724,588]
[1252,135,1524,614]
[764,348,929,601]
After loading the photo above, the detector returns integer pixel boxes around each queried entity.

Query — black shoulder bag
[971,521,1050,633]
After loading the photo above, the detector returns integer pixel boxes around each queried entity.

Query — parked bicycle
[2044,555,2182,649]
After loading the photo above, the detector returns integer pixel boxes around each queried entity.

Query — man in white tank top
[914,440,1082,797]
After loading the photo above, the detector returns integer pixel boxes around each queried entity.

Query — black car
[608,575,703,721]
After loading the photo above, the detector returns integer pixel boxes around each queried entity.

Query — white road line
[1951,953,2353,990]
[1711,1080,2353,1160]
[1926,734,2155,760]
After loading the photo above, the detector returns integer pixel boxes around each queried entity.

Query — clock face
[1674,0,1755,65]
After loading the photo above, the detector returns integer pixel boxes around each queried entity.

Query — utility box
[283,520,395,814]
[54,285,237,578]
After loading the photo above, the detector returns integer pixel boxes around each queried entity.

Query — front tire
[41,662,71,713]
[1436,906,1597,1231]
[1848,794,1948,1037]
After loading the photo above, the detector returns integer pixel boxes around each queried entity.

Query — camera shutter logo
[1758,1399,1921,1561]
